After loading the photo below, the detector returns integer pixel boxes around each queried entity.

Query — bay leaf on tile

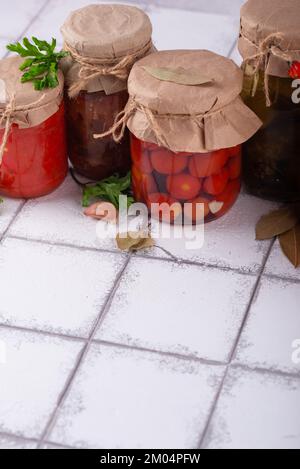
[256,207,298,240]
[116,231,154,252]
[279,224,300,268]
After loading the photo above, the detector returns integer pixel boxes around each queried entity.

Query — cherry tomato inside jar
[0,103,68,199]
[130,134,241,224]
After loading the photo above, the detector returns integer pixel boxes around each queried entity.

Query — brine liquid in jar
[131,134,241,224]
[0,102,68,199]
[242,71,300,202]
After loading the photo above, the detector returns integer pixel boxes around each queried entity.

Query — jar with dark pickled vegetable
[61,4,153,181]
[0,57,68,199]
[123,50,262,225]
[239,0,300,202]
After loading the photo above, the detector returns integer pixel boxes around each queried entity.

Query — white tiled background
[0,0,299,450]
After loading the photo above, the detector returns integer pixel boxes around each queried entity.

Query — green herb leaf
[6,36,68,90]
[82,172,134,209]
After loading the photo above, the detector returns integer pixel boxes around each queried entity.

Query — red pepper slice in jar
[203,167,229,196]
[132,165,157,200]
[227,155,241,180]
[130,137,153,174]
[188,149,229,178]
[215,179,241,218]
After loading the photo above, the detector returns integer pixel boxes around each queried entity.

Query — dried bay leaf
[116,231,154,252]
[142,66,213,86]
[279,224,300,268]
[256,207,298,240]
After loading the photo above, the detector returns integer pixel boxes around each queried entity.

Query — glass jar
[61,4,153,181]
[131,134,241,224]
[66,89,131,180]
[239,0,300,202]
[242,70,300,202]
[0,102,68,199]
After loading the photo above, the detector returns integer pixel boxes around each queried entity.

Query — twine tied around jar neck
[93,97,219,148]
[65,40,153,99]
[241,32,296,107]
[0,93,45,165]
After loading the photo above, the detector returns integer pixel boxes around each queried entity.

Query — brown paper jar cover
[0,56,64,129]
[61,3,153,96]
[238,0,300,78]
[126,50,262,153]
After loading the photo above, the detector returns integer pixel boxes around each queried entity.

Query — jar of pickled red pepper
[239,0,300,202]
[120,50,262,224]
[0,57,68,199]
[61,4,153,181]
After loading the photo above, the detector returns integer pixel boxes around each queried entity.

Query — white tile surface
[115,0,244,17]
[1,0,47,40]
[265,240,300,282]
[0,328,82,438]
[0,199,23,237]
[203,367,300,449]
[147,194,277,273]
[0,39,9,58]
[230,42,242,66]
[148,8,238,55]
[1,0,297,450]
[234,277,300,374]
[26,0,237,56]
[8,176,118,252]
[96,257,256,362]
[0,237,125,337]
[50,343,225,449]
[0,435,37,449]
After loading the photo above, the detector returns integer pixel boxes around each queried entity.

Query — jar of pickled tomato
[239,0,300,202]
[0,56,68,199]
[61,4,153,181]
[124,50,262,224]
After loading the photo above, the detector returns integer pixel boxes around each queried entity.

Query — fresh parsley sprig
[7,37,68,90]
[82,172,134,209]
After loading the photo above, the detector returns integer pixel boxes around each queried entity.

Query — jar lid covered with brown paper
[61,3,153,98]
[0,56,64,130]
[239,0,300,79]
[121,50,262,153]
[0,56,67,198]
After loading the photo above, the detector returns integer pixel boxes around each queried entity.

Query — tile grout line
[0,430,76,450]
[231,362,300,381]
[0,322,87,343]
[227,238,276,363]
[0,431,40,446]
[0,321,226,368]
[1,321,299,378]
[0,201,27,244]
[36,253,133,448]
[93,339,228,368]
[197,238,276,449]
[6,233,260,278]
